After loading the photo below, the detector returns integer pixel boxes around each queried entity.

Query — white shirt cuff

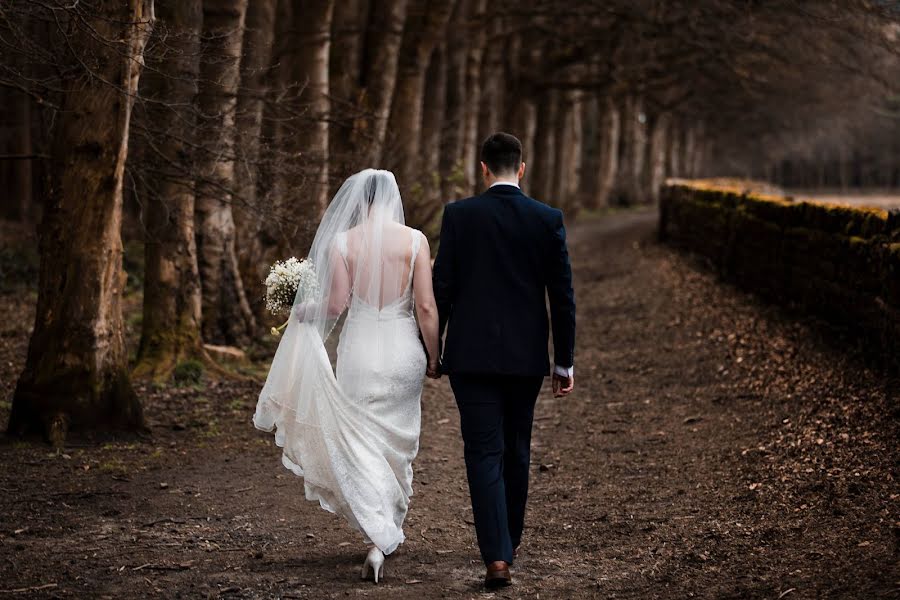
[553,365,573,378]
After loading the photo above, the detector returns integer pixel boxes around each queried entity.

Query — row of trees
[1,0,897,440]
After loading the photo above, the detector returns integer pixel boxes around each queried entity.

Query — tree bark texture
[195,0,257,346]
[420,44,447,215]
[461,0,487,195]
[276,0,334,256]
[647,112,670,204]
[385,0,455,210]
[135,0,205,380]
[9,0,155,442]
[361,0,408,167]
[590,96,621,209]
[233,0,278,317]
[329,0,366,183]
[438,0,469,201]
[531,89,559,202]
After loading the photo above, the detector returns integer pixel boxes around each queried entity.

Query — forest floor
[0,210,897,599]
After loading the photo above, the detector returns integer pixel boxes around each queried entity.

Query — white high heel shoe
[360,546,385,583]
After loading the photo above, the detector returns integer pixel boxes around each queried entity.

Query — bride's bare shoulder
[396,223,424,237]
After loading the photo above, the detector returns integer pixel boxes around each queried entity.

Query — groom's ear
[480,161,490,180]
[518,162,526,180]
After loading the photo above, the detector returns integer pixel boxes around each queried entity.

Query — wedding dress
[253,170,427,556]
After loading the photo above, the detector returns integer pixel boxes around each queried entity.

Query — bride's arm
[412,235,440,372]
[294,247,351,322]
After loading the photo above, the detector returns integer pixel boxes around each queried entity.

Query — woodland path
[0,210,897,599]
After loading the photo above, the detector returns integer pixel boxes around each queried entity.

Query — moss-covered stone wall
[659,180,900,370]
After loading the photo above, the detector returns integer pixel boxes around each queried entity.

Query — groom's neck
[484,172,519,188]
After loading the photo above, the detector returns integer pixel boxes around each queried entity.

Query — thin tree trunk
[420,44,447,213]
[647,112,669,204]
[619,95,648,204]
[1,91,33,221]
[531,89,559,202]
[439,0,469,201]
[0,10,34,222]
[504,32,538,191]
[667,121,682,178]
[555,90,583,213]
[195,0,256,347]
[591,96,620,209]
[134,0,205,381]
[476,17,504,154]
[461,0,487,195]
[362,0,408,166]
[385,0,455,216]
[9,0,155,442]
[233,0,277,318]
[683,126,697,178]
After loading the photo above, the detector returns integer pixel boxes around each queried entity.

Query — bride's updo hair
[363,170,399,208]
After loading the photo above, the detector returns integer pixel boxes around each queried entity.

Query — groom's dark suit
[433,183,576,566]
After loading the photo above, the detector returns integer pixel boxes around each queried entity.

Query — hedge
[659,179,899,371]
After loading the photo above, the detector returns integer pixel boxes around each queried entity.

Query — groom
[431,132,576,588]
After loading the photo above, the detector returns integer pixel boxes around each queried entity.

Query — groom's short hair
[480,132,522,175]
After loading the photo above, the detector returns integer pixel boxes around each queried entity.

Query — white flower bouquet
[264,257,319,336]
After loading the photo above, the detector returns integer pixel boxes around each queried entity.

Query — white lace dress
[254,230,426,554]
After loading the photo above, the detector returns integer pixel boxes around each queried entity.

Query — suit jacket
[432,184,576,377]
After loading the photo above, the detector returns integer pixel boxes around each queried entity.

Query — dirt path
[1,210,897,599]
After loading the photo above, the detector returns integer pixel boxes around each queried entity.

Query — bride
[253,169,440,583]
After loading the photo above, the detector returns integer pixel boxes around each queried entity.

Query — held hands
[551,373,574,397]
[426,360,442,379]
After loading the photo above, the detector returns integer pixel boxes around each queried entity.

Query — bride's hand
[426,360,441,379]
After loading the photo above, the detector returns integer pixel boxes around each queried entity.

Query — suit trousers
[449,373,544,565]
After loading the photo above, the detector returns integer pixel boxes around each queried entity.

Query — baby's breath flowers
[264,257,319,336]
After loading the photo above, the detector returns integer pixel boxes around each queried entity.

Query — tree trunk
[618,95,648,205]
[667,121,682,179]
[385,0,455,217]
[420,44,447,215]
[461,0,487,195]
[647,112,670,204]
[438,0,469,201]
[503,33,538,192]
[531,89,559,202]
[277,0,334,255]
[476,17,505,156]
[134,0,205,381]
[0,91,33,222]
[9,0,155,442]
[360,0,408,167]
[591,96,620,209]
[553,89,583,213]
[0,10,34,223]
[195,0,256,347]
[329,0,367,183]
[233,0,277,319]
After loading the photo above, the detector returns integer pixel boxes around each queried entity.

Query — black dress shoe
[485,561,512,588]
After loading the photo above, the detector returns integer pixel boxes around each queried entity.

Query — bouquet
[264,257,319,336]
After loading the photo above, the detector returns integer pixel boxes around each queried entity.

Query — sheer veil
[253,169,414,551]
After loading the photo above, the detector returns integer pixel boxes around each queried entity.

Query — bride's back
[342,221,418,309]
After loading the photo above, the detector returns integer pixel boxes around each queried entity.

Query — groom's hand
[552,373,574,397]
